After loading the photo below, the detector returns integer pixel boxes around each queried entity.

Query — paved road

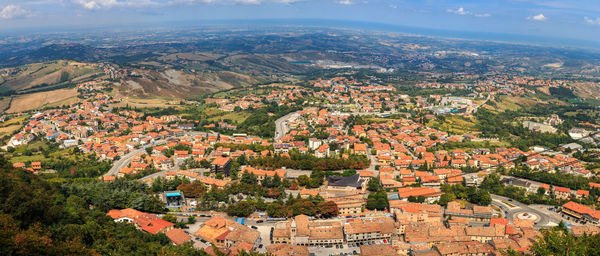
[491,194,557,227]
[103,139,167,177]
[274,111,300,141]
[104,148,144,177]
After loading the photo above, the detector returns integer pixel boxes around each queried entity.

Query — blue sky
[1,0,600,46]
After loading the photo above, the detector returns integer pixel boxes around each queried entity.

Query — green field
[429,115,478,134]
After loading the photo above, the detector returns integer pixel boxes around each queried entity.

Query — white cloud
[71,0,118,9]
[447,7,490,18]
[336,0,354,5]
[528,13,547,21]
[234,0,262,4]
[584,16,600,25]
[0,5,30,19]
[70,0,165,10]
[389,4,397,9]
[448,7,469,15]
[72,0,304,9]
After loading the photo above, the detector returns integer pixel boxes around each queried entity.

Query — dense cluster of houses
[262,199,600,256]
[6,73,600,256]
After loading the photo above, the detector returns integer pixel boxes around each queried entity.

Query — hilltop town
[2,61,600,256]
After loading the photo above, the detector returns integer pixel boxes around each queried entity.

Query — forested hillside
[0,157,205,255]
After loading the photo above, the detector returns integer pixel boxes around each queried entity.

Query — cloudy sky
[1,0,600,46]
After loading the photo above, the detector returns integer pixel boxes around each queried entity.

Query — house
[353,143,367,155]
[212,156,232,176]
[328,194,363,215]
[359,244,397,256]
[136,214,175,234]
[195,216,261,249]
[576,190,590,199]
[465,226,503,243]
[174,150,189,159]
[118,167,135,178]
[433,241,495,256]
[344,217,394,245]
[13,162,26,169]
[103,176,116,182]
[397,187,443,203]
[501,177,533,192]
[445,202,493,224]
[290,215,344,247]
[106,208,145,223]
[272,221,292,244]
[562,201,600,225]
[308,138,322,150]
[553,186,571,199]
[326,174,364,190]
[165,228,192,245]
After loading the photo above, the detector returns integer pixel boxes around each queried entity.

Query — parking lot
[308,244,358,256]
[307,239,391,256]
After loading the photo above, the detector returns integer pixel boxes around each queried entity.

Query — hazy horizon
[2,18,600,52]
[1,0,600,49]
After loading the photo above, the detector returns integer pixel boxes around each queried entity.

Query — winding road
[103,139,166,178]
[274,111,300,142]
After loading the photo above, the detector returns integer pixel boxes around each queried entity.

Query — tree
[187,216,196,224]
[527,224,598,256]
[537,187,547,196]
[438,193,456,207]
[0,158,207,255]
[241,171,258,185]
[297,175,310,187]
[366,191,388,210]
[226,201,254,217]
[308,177,322,188]
[317,201,339,217]
[267,202,283,217]
[163,214,177,223]
[262,176,272,188]
[177,182,207,198]
[367,178,382,192]
[272,174,282,188]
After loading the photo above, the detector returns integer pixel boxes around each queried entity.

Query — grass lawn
[207,111,250,124]
[429,115,477,134]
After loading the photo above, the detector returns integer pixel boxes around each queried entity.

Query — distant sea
[166,18,600,51]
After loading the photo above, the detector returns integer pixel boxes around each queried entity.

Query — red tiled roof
[140,218,174,234]
[166,228,192,245]
[212,156,230,166]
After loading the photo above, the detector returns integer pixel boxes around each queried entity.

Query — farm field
[6,88,79,113]
[0,115,29,138]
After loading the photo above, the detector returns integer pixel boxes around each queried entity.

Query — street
[490,194,558,227]
[274,111,300,141]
